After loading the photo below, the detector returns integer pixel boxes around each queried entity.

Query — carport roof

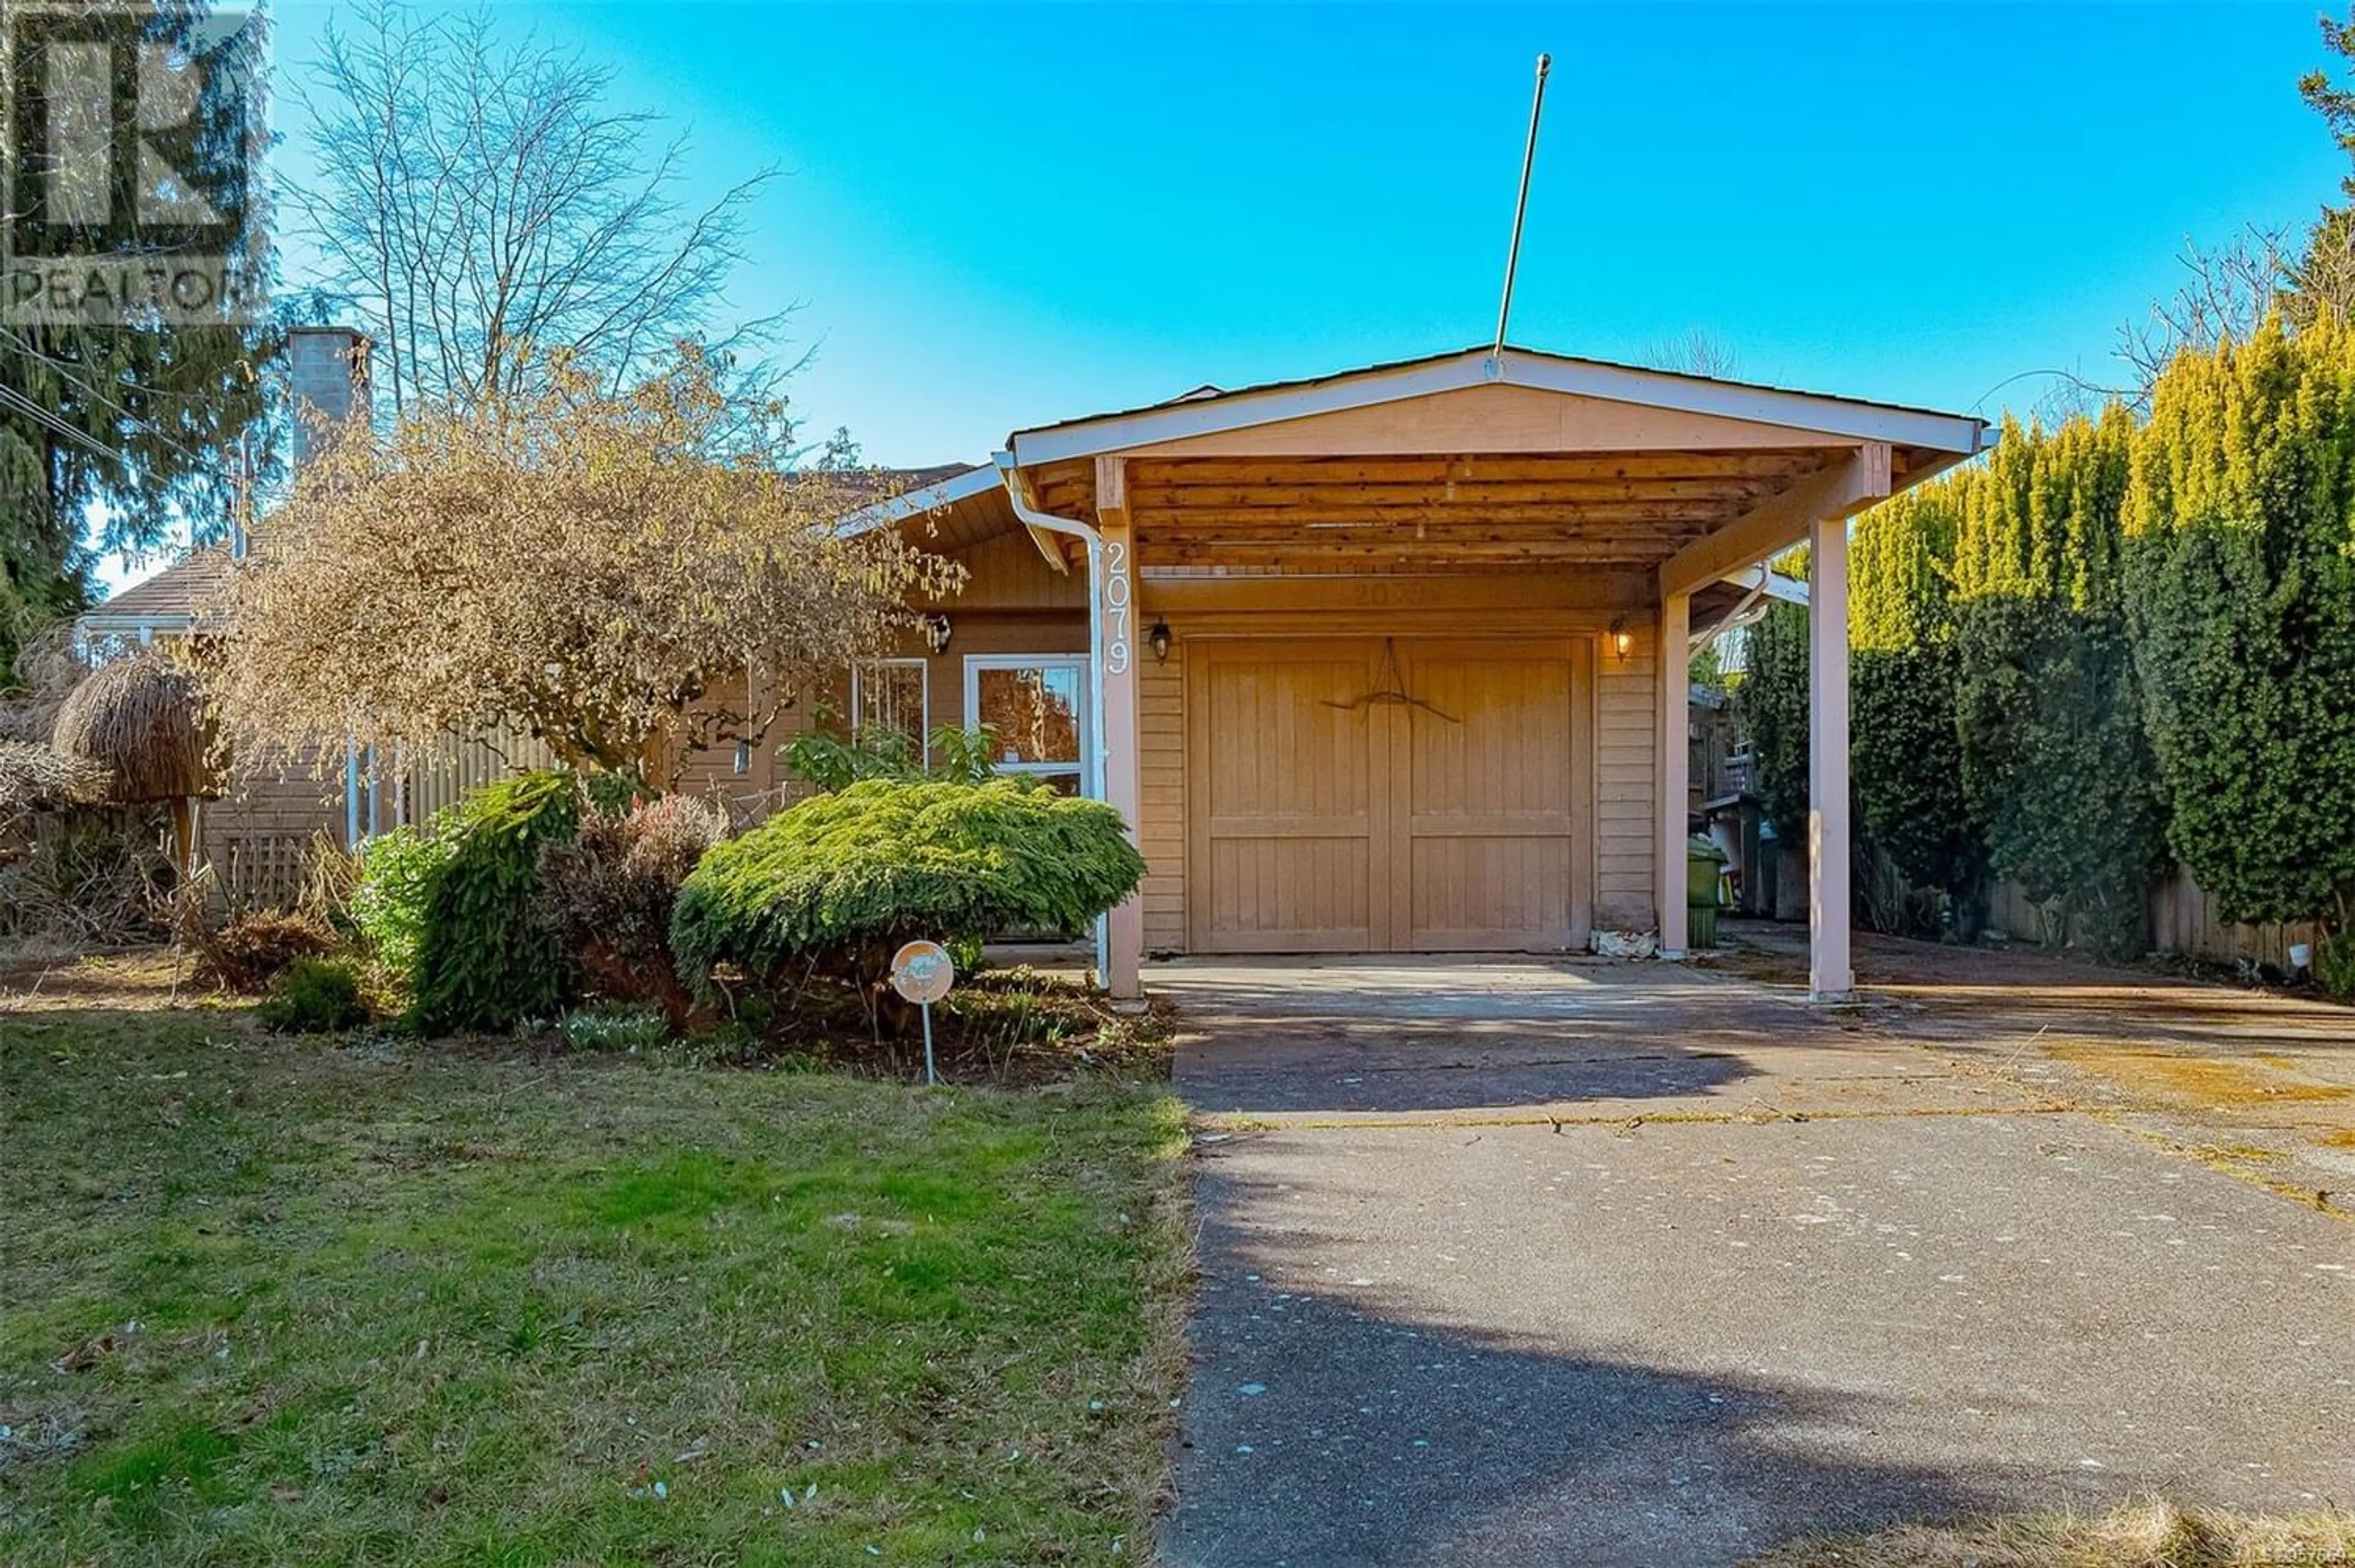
[1002,343,1988,467]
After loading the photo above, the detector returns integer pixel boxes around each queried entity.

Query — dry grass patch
[1746,1497,2355,1567]
[2045,1041,2353,1111]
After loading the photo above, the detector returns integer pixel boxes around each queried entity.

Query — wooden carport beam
[1006,467,1073,575]
[1655,443,1892,597]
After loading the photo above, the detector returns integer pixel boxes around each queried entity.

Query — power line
[0,381,138,470]
[2,327,239,480]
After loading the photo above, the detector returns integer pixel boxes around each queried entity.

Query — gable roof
[1003,343,1988,467]
[78,549,233,633]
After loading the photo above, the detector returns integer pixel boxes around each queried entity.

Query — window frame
[850,657,930,754]
[962,653,1091,787]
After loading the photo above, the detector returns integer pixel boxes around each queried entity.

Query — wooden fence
[1988,870,2321,971]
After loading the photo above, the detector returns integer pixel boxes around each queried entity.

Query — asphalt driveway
[1154,947,2355,1567]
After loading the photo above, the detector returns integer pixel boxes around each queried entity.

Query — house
[107,335,1985,1000]
[833,345,1986,1003]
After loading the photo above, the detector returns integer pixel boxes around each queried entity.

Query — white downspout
[994,451,1112,986]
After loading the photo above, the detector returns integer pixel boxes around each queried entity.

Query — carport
[880,345,1988,1000]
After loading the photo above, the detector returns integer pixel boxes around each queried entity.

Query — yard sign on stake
[890,939,955,1085]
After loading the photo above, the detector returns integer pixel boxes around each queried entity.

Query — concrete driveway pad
[1155,950,2355,1567]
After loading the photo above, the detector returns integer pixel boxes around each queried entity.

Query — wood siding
[1135,576,1655,954]
[1595,618,1659,930]
[1170,631,1598,954]
[1139,643,1187,953]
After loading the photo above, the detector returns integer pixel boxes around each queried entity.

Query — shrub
[784,722,922,790]
[1951,410,2168,961]
[410,771,582,1034]
[671,778,1145,992]
[188,909,336,993]
[256,955,370,1033]
[1733,591,1810,846]
[2317,930,2355,1001]
[538,793,727,1025]
[558,1002,671,1054]
[782,718,1000,792]
[350,823,456,985]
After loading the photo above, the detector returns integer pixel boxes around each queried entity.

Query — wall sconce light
[924,613,953,654]
[1148,617,1172,664]
[1608,618,1633,662]
[733,740,752,777]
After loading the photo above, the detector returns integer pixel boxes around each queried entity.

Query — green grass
[0,989,1190,1566]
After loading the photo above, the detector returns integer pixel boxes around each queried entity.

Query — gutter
[992,452,1114,988]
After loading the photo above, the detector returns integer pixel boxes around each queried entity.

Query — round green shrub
[670,777,1145,988]
[350,823,456,985]
[410,771,582,1034]
[256,955,370,1033]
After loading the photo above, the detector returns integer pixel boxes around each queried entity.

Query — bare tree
[2113,226,2298,396]
[1644,329,1741,380]
[287,0,784,415]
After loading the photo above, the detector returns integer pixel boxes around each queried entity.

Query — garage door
[1187,638,1587,953]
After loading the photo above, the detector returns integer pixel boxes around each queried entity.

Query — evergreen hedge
[1850,486,1984,931]
[1952,409,2170,958]
[2124,314,2355,939]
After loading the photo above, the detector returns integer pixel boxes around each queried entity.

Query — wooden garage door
[1187,638,1587,953]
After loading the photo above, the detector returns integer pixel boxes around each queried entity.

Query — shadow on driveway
[1163,1272,2017,1567]
[1157,956,1779,1117]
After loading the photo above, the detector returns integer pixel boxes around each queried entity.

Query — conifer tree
[2124,314,2355,969]
[1849,484,1984,931]
[1734,592,1811,851]
[1953,408,2169,957]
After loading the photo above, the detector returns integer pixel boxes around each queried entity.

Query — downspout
[994,451,1113,984]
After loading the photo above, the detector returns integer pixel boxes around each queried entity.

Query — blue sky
[110,1,2342,585]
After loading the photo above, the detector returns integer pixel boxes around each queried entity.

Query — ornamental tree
[200,345,960,782]
[2123,313,2355,941]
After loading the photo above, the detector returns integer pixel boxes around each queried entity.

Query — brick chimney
[286,325,373,475]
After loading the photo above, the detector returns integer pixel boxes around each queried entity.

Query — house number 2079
[1104,538,1132,676]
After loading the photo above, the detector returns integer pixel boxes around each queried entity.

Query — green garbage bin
[1685,835,1728,950]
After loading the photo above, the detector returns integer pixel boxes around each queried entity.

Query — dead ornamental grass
[1747,1497,2355,1567]
[48,654,217,806]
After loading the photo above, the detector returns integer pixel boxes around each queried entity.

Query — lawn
[0,958,1191,1566]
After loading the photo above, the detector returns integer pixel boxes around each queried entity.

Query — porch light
[924,613,953,654]
[1149,617,1172,664]
[1608,618,1632,662]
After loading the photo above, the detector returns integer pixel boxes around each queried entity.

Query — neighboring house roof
[78,549,233,635]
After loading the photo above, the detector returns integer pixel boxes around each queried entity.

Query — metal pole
[1491,52,1553,366]
[921,1001,937,1086]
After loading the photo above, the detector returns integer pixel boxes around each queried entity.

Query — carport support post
[1655,591,1690,960]
[1097,457,1146,1001]
[1807,509,1855,1001]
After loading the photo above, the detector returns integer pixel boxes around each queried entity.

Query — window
[851,659,929,750]
[965,656,1088,793]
